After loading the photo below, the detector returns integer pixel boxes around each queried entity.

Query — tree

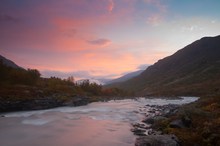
[67,76,75,83]
[27,69,40,79]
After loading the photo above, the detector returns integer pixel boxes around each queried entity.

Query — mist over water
[0,97,198,146]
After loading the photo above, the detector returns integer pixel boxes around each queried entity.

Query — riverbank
[0,84,131,113]
[0,85,88,112]
[133,95,220,146]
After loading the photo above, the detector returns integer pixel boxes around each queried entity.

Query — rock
[143,117,154,124]
[134,104,182,146]
[131,128,146,136]
[0,96,65,112]
[143,116,168,124]
[154,116,168,122]
[170,119,185,128]
[135,135,180,146]
[148,130,163,135]
[132,123,149,129]
[170,116,192,128]
[71,96,89,106]
[181,116,191,127]
[161,105,179,117]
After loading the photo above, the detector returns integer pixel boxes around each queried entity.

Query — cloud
[146,14,163,26]
[63,28,77,37]
[3,0,220,82]
[41,70,91,79]
[41,69,119,84]
[181,25,201,32]
[108,0,114,13]
[87,38,112,47]
[42,70,110,83]
[141,0,167,26]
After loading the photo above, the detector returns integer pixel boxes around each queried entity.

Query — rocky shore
[0,95,91,113]
[131,104,191,146]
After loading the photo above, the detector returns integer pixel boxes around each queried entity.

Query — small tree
[27,69,41,84]
[67,76,75,83]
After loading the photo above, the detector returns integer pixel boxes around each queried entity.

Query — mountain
[0,55,22,69]
[105,70,144,85]
[108,35,220,96]
[76,78,104,85]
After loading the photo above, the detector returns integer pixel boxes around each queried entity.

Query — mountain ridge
[108,35,220,96]
[0,55,22,69]
[105,69,144,85]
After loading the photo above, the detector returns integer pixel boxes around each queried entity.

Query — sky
[0,0,220,81]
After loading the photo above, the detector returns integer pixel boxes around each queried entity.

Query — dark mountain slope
[0,55,22,69]
[105,70,144,85]
[109,35,220,96]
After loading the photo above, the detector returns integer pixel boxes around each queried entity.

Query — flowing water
[0,97,198,146]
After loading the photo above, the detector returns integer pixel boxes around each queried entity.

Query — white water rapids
[0,97,198,146]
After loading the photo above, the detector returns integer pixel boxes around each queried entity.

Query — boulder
[132,123,149,129]
[143,117,154,124]
[135,135,180,146]
[169,119,185,128]
[181,116,192,127]
[170,116,192,128]
[131,128,146,136]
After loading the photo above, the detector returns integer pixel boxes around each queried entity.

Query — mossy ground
[153,95,220,146]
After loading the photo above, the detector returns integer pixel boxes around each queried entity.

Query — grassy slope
[151,95,220,146]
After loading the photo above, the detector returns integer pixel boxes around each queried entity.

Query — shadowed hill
[0,55,22,69]
[105,70,144,85]
[108,35,220,96]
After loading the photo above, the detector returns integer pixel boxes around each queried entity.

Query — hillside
[105,70,144,85]
[109,35,220,96]
[0,55,21,69]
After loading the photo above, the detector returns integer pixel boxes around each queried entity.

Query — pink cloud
[0,0,174,79]
[87,39,112,47]
[146,14,163,26]
[108,0,114,13]
[141,0,167,26]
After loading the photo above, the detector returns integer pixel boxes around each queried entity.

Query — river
[0,97,198,146]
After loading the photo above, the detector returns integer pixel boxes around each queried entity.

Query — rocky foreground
[0,93,91,112]
[132,96,220,146]
[131,104,182,146]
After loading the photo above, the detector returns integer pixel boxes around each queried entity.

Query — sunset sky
[1,0,220,81]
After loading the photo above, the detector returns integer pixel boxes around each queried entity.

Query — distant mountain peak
[105,69,145,85]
